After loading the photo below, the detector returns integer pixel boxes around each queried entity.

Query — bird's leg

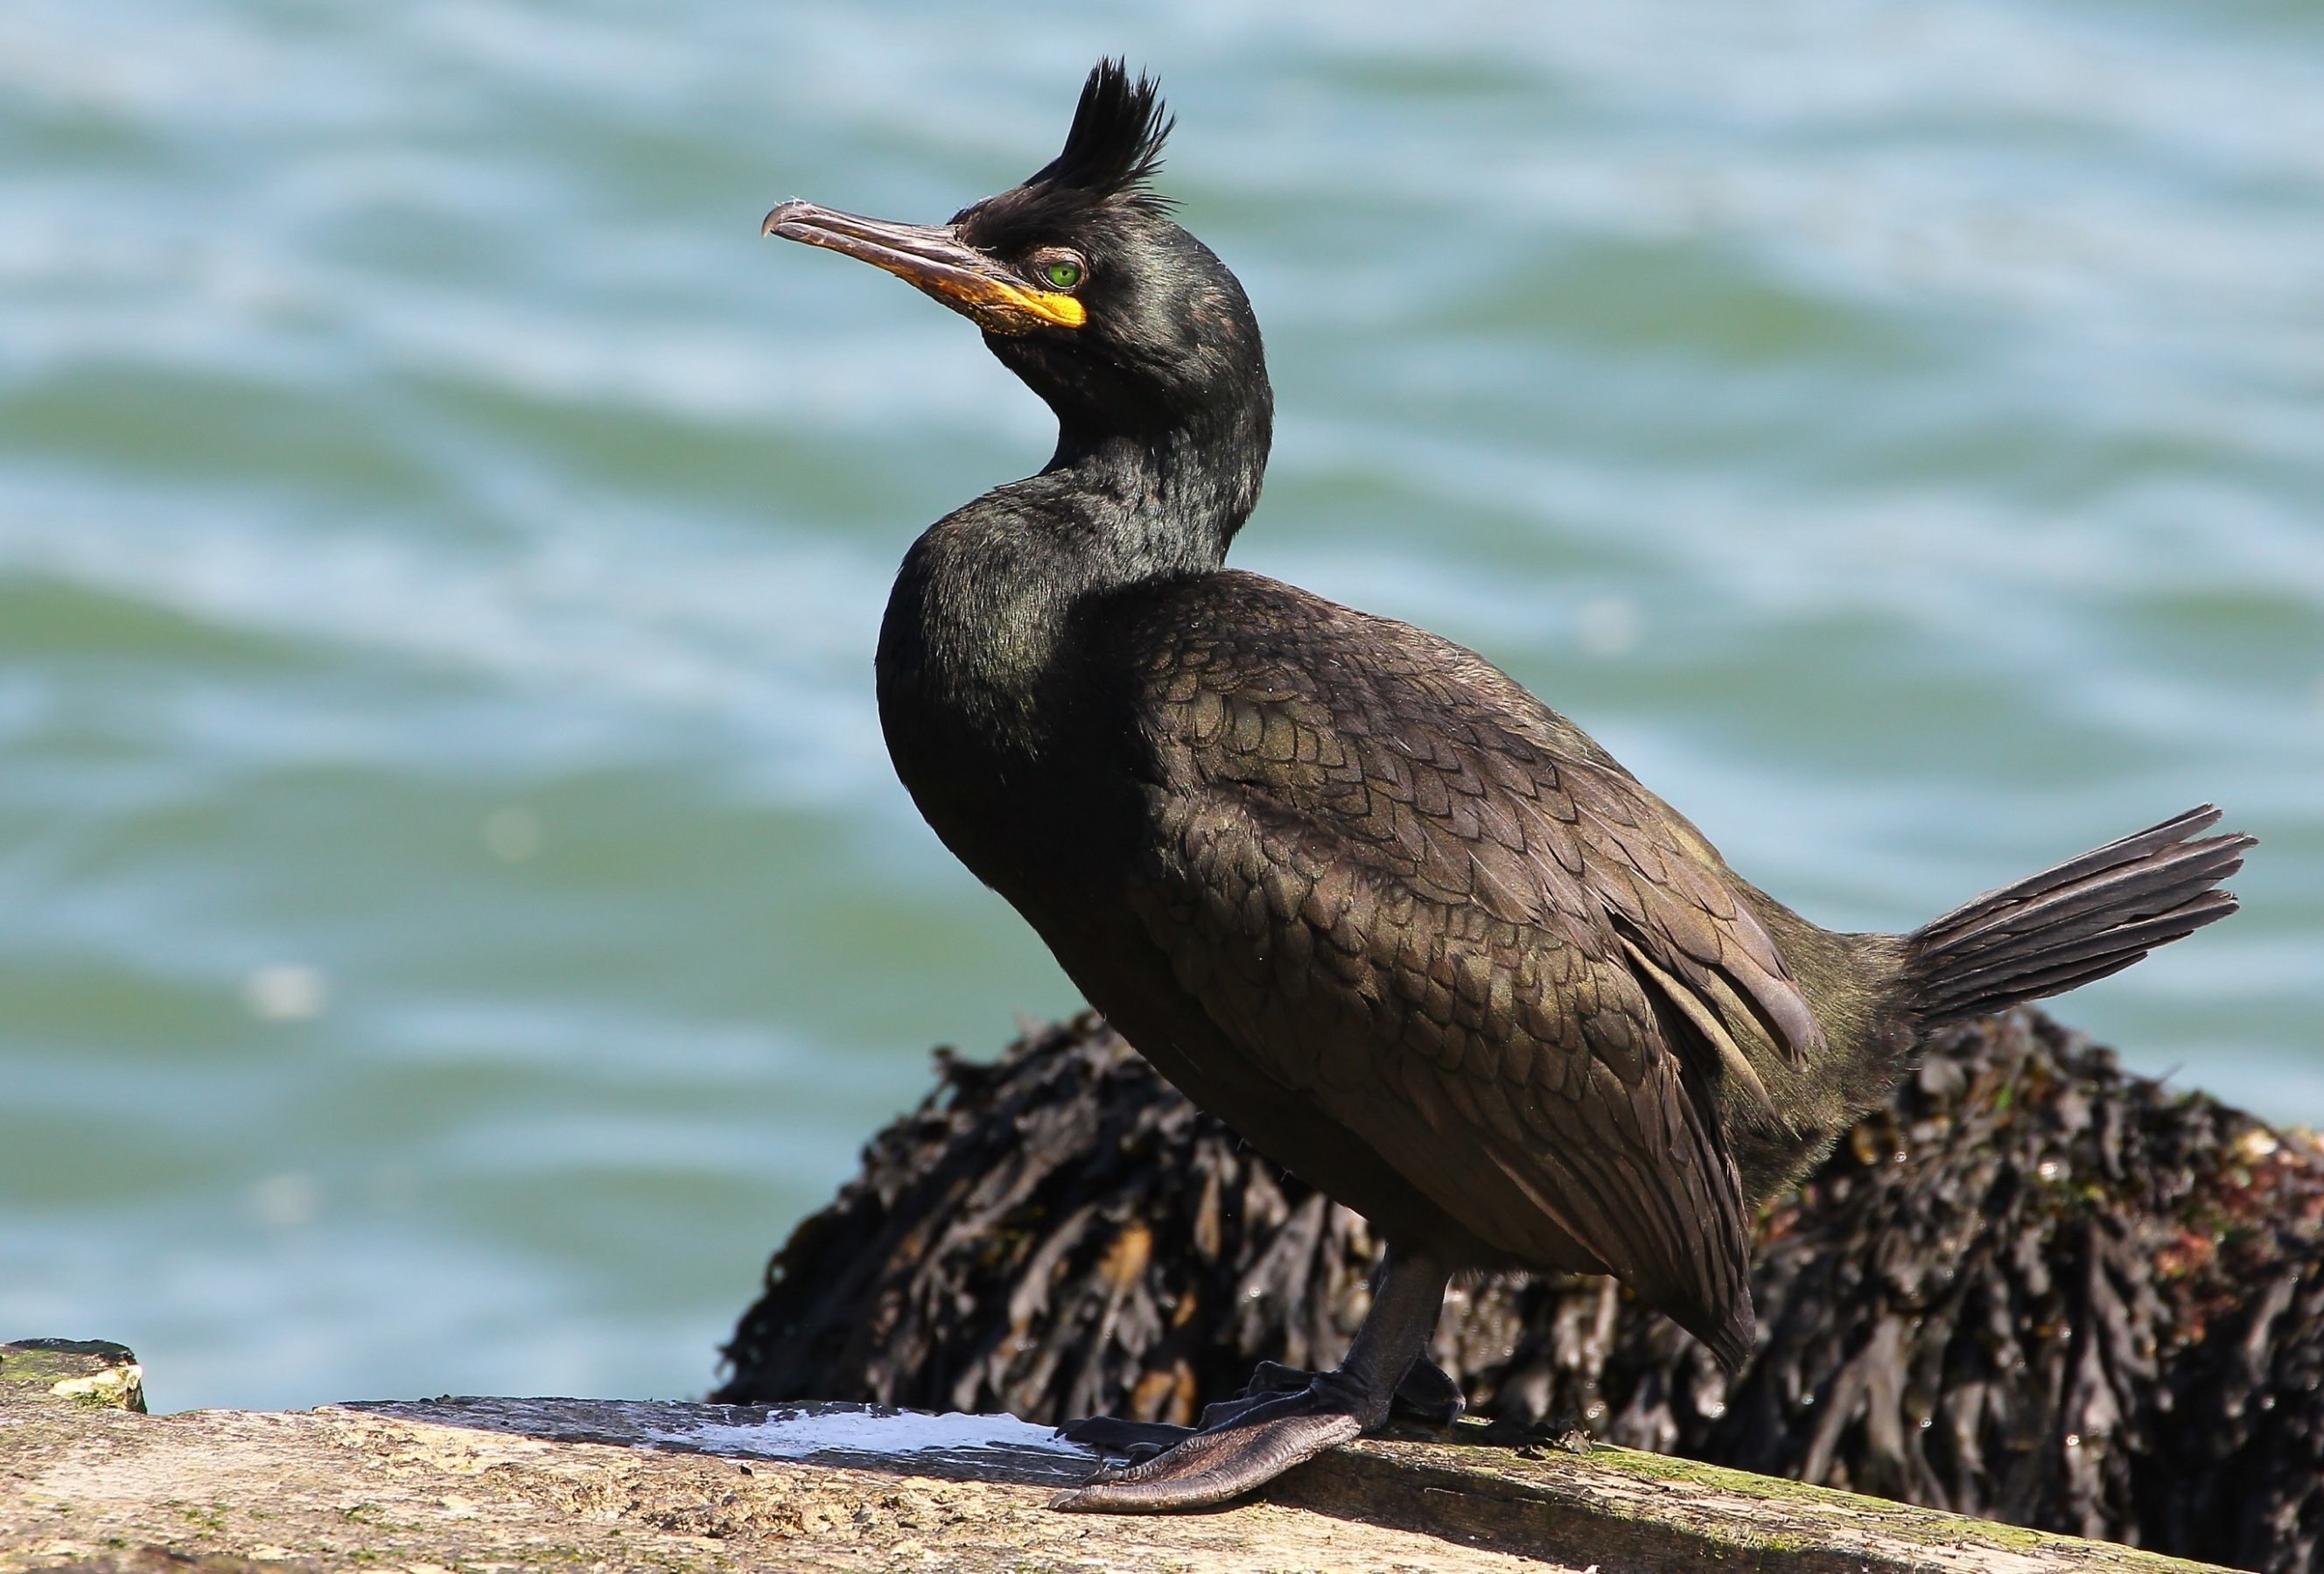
[1051,1248,1450,1512]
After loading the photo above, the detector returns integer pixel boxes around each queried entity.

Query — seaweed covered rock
[717,1008,2324,1572]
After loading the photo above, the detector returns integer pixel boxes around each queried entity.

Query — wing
[1107,573,1822,1363]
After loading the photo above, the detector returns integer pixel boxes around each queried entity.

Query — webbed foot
[1059,1349,1466,1472]
[1193,1354,1466,1430]
[1056,1415,1189,1461]
[1050,1248,1452,1513]
[1051,1373,1368,1510]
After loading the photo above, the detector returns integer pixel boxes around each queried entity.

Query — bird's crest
[959,60,1174,247]
[1030,59,1173,209]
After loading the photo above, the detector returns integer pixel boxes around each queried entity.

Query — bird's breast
[873,581,1107,914]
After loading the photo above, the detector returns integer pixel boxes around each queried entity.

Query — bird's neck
[878,400,1270,756]
[1043,392,1271,573]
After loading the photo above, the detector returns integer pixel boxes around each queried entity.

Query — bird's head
[764,60,1266,444]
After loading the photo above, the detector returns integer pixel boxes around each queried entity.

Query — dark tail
[1904,806,2253,1026]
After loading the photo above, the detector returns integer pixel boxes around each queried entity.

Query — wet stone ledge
[3,1340,2235,1573]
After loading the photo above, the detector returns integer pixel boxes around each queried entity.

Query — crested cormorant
[761,61,2253,1512]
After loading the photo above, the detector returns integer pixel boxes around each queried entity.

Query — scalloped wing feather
[1108,571,1816,1362]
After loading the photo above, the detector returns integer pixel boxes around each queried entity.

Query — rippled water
[3,0,2319,1412]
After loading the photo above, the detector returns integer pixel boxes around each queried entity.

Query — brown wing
[1109,572,1821,1363]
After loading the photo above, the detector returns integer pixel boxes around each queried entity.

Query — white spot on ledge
[654,1407,1089,1462]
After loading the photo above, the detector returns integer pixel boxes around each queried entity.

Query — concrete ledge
[4,1341,2231,1573]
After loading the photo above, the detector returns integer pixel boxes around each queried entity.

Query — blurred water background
[2,0,2319,1413]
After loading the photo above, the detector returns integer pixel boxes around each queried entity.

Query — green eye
[1041,257,1083,290]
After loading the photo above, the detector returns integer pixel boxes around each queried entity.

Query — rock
[2,1341,146,1415]
[0,1355,2238,1572]
[715,1008,2324,1573]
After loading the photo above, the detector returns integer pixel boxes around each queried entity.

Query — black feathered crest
[958,60,1174,245]
[1030,59,1173,207]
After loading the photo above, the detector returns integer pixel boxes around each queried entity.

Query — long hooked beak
[761,200,1086,334]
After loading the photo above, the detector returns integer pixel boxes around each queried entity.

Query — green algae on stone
[1,1340,146,1414]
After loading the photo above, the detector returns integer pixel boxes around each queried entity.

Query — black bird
[761,62,2252,1512]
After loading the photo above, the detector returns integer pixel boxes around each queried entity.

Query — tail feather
[1923,855,2232,968]
[1929,892,2238,1003]
[1906,806,2252,1025]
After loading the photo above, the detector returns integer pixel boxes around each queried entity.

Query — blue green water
[3,1,2319,1413]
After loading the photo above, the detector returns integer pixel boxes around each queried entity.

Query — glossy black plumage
[1108,570,1801,1365]
[762,59,2252,1510]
